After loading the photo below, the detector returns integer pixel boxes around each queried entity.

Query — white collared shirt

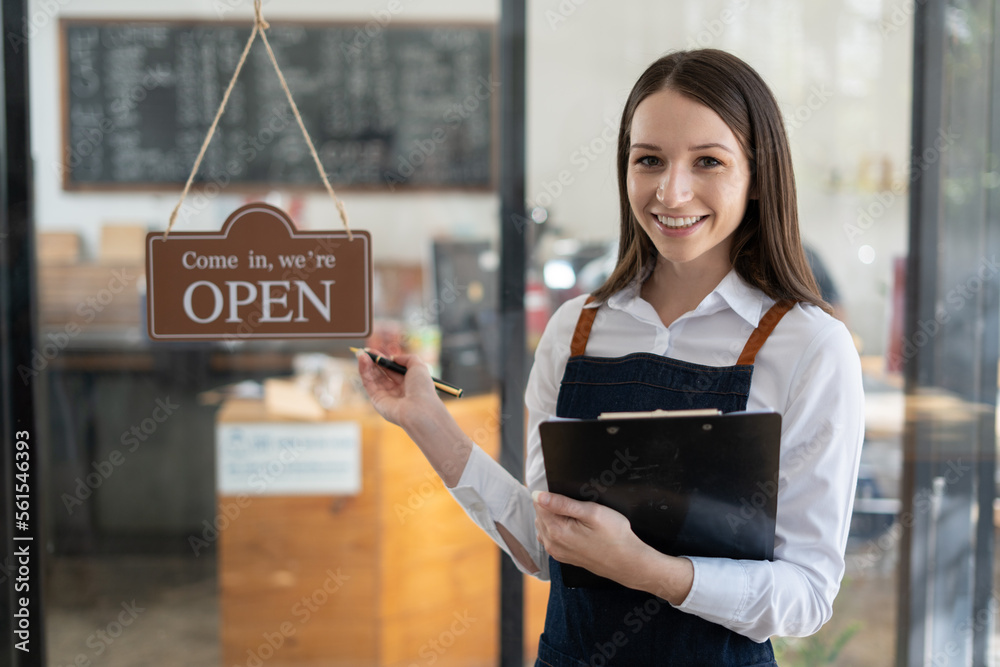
[448,269,865,642]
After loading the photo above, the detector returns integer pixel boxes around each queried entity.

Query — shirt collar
[710,269,769,327]
[602,261,650,313]
[602,266,769,328]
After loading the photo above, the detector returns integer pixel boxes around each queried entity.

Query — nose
[656,165,693,207]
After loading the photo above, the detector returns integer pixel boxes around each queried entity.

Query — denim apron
[535,296,794,667]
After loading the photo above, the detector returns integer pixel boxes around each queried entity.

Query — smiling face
[627,87,753,278]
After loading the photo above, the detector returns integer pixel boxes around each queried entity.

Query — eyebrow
[690,142,735,155]
[630,142,735,155]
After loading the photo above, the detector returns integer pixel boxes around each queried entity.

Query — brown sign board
[146,203,371,341]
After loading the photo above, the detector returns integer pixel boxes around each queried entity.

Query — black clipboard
[539,411,781,588]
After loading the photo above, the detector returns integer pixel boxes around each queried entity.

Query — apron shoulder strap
[569,295,599,357]
[737,299,797,366]
[569,295,795,363]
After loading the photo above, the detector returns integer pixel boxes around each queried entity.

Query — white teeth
[656,215,704,228]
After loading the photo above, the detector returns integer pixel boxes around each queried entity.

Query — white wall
[524,0,911,354]
[31,0,911,353]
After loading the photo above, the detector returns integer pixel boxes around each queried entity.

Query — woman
[358,49,864,666]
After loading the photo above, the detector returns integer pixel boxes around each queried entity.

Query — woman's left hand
[533,491,694,603]
[533,491,647,581]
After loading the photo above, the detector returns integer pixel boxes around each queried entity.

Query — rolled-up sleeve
[445,298,582,580]
[447,444,548,578]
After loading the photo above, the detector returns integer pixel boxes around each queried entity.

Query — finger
[533,491,595,521]
[390,352,422,365]
[534,513,562,549]
[357,355,407,405]
[357,352,392,387]
[534,511,577,563]
[534,503,578,551]
[394,356,437,394]
[532,493,555,526]
[356,348,375,375]
[358,348,391,374]
[358,348,418,373]
[384,352,431,372]
[363,350,435,389]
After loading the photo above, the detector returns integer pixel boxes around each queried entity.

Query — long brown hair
[591,49,830,314]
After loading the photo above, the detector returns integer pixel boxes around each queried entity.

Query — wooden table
[217,394,549,666]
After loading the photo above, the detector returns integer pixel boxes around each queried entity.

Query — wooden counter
[217,394,549,666]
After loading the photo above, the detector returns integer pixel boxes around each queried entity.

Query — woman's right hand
[356,350,441,429]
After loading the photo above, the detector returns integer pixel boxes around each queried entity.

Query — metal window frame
[898,0,999,665]
[498,0,527,664]
[0,0,45,665]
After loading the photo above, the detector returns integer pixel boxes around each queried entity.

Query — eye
[697,156,723,168]
[634,155,661,167]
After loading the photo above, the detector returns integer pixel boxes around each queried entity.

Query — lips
[649,213,709,238]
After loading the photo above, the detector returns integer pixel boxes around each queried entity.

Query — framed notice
[216,421,361,495]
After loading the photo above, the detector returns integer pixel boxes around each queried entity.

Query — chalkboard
[60,19,495,191]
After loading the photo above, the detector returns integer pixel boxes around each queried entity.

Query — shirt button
[471,502,485,513]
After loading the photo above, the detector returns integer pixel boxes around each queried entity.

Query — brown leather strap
[569,296,599,357]
[737,299,796,366]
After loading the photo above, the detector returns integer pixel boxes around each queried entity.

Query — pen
[351,347,464,398]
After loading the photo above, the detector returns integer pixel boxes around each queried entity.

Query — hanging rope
[164,0,352,240]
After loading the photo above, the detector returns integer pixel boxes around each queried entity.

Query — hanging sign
[146,203,371,341]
